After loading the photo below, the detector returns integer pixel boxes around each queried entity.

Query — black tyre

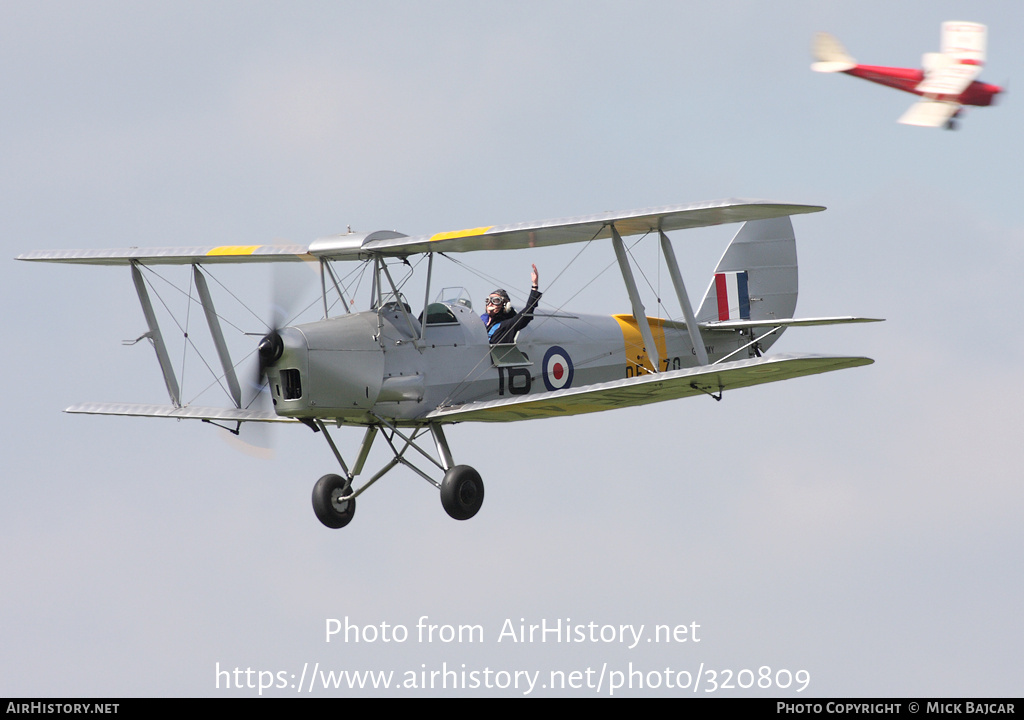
[439,465,484,520]
[312,473,356,529]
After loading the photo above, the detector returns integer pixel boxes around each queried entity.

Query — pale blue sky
[3,1,1022,696]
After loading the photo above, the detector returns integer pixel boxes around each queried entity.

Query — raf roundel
[542,346,575,392]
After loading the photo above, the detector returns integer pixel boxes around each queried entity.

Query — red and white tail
[811,32,856,73]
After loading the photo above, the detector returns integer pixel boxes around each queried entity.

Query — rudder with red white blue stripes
[696,217,798,355]
[714,271,750,321]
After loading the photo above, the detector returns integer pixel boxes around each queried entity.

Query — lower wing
[898,99,961,127]
[426,353,873,423]
[65,403,297,423]
[66,354,874,426]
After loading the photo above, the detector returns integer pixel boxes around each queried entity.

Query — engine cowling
[263,312,384,419]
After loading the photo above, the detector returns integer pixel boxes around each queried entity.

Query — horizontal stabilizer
[700,316,884,330]
[65,402,298,424]
[427,353,873,423]
[811,61,858,73]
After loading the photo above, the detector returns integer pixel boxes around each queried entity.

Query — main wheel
[439,465,484,520]
[312,473,356,529]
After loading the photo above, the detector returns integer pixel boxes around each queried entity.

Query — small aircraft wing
[915,63,981,97]
[915,21,986,97]
[898,99,962,127]
[941,21,986,65]
[426,353,872,423]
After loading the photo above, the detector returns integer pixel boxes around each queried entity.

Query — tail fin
[811,32,857,72]
[696,217,798,350]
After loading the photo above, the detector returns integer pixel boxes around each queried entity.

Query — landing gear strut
[308,419,484,528]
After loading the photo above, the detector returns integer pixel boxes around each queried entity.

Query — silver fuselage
[265,300,774,425]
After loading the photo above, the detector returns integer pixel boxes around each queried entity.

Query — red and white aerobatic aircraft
[812,21,1003,129]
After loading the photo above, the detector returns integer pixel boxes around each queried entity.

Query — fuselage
[846,64,1002,106]
[263,298,771,425]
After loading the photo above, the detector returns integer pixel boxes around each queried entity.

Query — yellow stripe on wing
[206,245,261,256]
[429,226,493,242]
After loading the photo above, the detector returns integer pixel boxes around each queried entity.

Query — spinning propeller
[224,264,315,456]
[247,262,313,409]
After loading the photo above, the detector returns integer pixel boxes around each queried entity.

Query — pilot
[481,264,541,344]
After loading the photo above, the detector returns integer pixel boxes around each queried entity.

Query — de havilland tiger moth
[18,199,881,529]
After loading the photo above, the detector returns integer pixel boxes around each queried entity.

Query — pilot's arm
[520,264,542,324]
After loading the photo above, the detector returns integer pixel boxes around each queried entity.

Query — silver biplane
[18,199,879,529]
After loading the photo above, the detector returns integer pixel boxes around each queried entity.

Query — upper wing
[344,199,824,258]
[426,353,872,423]
[941,21,986,65]
[17,199,823,265]
[898,99,962,127]
[915,22,986,98]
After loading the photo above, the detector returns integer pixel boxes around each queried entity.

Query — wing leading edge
[426,353,873,423]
